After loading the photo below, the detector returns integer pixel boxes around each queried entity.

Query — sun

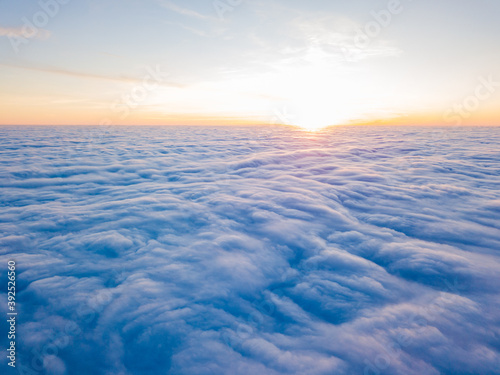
[268,50,359,131]
[292,105,339,131]
[279,95,347,131]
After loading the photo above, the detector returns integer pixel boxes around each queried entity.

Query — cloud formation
[0,125,499,374]
[0,26,51,40]
[0,63,183,88]
[158,1,214,20]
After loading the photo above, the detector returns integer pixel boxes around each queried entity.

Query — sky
[0,0,500,128]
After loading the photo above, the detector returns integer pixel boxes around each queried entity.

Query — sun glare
[290,101,341,131]
[148,47,373,130]
[280,91,350,131]
[269,48,361,131]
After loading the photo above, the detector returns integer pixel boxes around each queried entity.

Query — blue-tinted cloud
[1,125,499,374]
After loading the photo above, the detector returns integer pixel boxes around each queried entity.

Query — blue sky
[1,0,500,126]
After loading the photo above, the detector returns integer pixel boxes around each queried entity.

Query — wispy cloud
[0,63,185,88]
[158,1,212,20]
[0,26,51,40]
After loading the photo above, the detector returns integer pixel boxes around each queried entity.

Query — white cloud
[0,25,51,40]
[158,1,213,20]
[1,125,500,374]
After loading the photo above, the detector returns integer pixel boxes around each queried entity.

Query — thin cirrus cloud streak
[0,63,184,88]
[0,26,51,39]
[158,0,215,20]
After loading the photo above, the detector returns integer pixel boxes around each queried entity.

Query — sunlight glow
[272,48,357,131]
[143,47,406,129]
[283,96,346,131]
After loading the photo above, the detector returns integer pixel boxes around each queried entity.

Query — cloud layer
[1,125,500,375]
